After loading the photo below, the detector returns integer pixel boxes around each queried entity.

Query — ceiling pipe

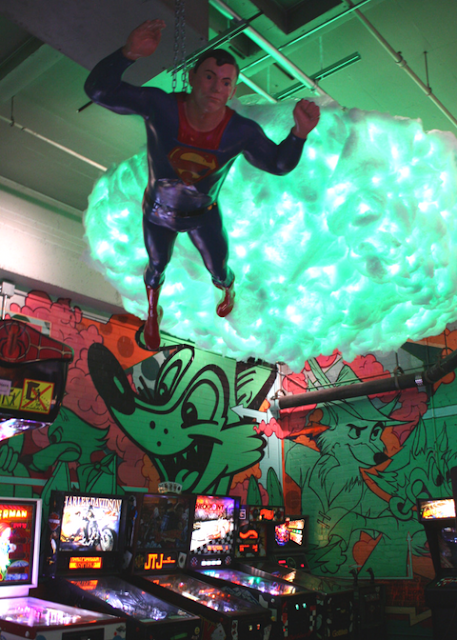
[274,52,361,100]
[0,114,107,172]
[270,346,457,416]
[342,0,457,130]
[209,0,335,101]
[241,0,373,76]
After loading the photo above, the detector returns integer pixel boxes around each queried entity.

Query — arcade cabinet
[42,490,201,640]
[237,507,355,640]
[128,493,273,640]
[417,497,457,640]
[0,319,73,440]
[188,496,316,640]
[0,496,126,640]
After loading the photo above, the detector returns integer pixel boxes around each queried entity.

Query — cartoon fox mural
[285,396,405,573]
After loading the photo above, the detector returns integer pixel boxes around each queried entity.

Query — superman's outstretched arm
[241,99,320,175]
[84,19,166,117]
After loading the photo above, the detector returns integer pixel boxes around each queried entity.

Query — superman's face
[189,58,237,115]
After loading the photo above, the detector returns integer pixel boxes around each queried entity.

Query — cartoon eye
[182,401,198,425]
[156,362,180,401]
[347,424,366,439]
[154,348,194,406]
[181,381,220,428]
[371,423,383,440]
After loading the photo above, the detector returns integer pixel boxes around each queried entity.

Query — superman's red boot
[215,279,236,317]
[143,285,163,350]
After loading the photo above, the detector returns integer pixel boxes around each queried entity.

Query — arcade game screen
[131,493,194,574]
[0,499,38,588]
[274,517,307,549]
[189,495,238,565]
[45,491,127,576]
[417,498,456,522]
[136,495,191,551]
[59,494,123,553]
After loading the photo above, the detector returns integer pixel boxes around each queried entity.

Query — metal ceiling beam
[241,0,373,76]
[343,0,457,130]
[274,52,361,100]
[209,0,335,100]
[239,73,277,103]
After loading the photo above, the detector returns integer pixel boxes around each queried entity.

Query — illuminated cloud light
[84,97,457,371]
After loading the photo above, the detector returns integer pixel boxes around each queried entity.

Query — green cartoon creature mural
[88,343,275,496]
[0,407,119,526]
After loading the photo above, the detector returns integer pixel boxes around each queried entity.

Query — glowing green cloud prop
[84,97,457,371]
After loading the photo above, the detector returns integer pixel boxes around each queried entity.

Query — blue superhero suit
[85,49,307,289]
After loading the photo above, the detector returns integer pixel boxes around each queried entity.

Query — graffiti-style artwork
[5,288,457,637]
[1,290,276,515]
[87,342,275,495]
[268,344,457,588]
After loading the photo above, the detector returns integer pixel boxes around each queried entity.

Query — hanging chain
[172,0,187,93]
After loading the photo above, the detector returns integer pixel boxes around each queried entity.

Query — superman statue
[85,19,320,350]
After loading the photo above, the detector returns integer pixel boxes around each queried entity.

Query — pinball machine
[127,492,273,640]
[0,496,126,640]
[417,496,457,640]
[41,490,201,640]
[233,507,356,640]
[244,506,386,640]
[186,497,316,640]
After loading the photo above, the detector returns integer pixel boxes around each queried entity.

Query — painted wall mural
[4,288,457,636]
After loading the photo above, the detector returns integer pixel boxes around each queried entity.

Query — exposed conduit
[271,347,457,415]
[0,114,107,171]
[343,0,457,130]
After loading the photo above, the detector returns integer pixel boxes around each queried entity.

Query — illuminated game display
[143,573,272,640]
[44,491,201,640]
[129,496,272,639]
[190,501,317,639]
[274,517,307,548]
[132,493,195,575]
[417,497,456,522]
[45,491,127,576]
[0,598,126,639]
[236,519,267,559]
[246,506,285,522]
[60,494,123,552]
[235,509,363,640]
[197,566,316,639]
[0,496,127,640]
[267,515,310,571]
[188,495,239,569]
[0,499,40,597]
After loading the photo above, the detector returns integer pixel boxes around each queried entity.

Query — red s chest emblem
[168,147,219,185]
[167,95,233,185]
